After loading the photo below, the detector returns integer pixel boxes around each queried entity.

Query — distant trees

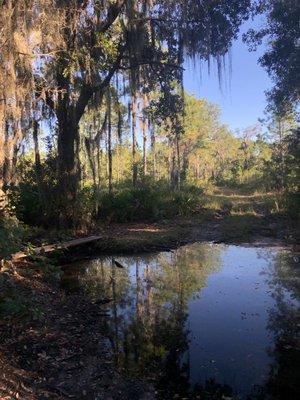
[7,92,282,227]
[80,94,270,191]
[262,114,299,199]
[244,0,300,216]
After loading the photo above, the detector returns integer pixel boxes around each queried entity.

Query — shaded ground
[0,189,298,399]
[0,262,154,399]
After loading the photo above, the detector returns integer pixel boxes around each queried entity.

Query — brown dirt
[0,263,154,400]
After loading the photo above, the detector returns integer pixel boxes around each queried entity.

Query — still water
[63,244,300,399]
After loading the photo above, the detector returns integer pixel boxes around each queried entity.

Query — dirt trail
[88,189,297,254]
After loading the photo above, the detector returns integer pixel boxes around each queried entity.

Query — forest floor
[16,187,298,258]
[0,188,298,400]
[89,187,298,255]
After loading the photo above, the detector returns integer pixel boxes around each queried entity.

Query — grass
[1,187,294,264]
[201,187,290,243]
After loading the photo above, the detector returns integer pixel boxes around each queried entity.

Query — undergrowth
[97,181,203,223]
[0,257,61,321]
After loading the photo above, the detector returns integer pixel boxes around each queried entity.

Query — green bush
[74,186,96,227]
[9,182,42,225]
[282,192,300,220]
[7,157,59,227]
[97,180,203,222]
[0,215,25,259]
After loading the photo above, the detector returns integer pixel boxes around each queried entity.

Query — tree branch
[119,61,185,71]
[75,47,125,122]
[99,0,125,33]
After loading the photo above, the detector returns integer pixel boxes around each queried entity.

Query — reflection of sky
[115,246,280,397]
[188,246,276,397]
[184,17,272,132]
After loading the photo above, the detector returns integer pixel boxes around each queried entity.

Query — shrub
[97,180,203,223]
[0,215,25,259]
[281,192,300,220]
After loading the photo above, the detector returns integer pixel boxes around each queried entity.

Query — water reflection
[63,244,300,399]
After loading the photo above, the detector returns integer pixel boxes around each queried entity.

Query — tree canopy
[0,0,252,225]
[245,0,300,114]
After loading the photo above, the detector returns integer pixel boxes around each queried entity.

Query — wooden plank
[12,235,102,261]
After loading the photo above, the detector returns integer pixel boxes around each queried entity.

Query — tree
[263,113,299,192]
[1,0,252,225]
[244,0,300,114]
[29,1,252,222]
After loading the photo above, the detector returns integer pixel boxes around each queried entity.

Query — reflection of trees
[116,244,223,399]
[264,253,300,400]
[247,252,300,400]
[116,245,222,398]
[64,247,300,399]
[67,244,223,398]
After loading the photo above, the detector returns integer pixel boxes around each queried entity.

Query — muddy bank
[7,189,298,264]
[0,262,154,400]
[66,213,298,260]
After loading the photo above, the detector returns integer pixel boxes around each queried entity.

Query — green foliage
[4,94,297,229]
[262,121,299,219]
[73,186,97,227]
[8,156,59,226]
[278,192,300,220]
[245,0,300,114]
[0,215,25,259]
[9,181,42,225]
[97,180,203,223]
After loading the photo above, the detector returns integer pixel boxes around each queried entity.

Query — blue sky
[183,19,272,132]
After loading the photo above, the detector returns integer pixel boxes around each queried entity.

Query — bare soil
[0,262,154,400]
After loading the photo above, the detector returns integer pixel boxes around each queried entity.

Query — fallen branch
[11,235,102,262]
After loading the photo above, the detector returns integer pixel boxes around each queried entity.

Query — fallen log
[12,235,102,261]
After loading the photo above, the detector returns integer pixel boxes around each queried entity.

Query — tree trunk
[176,134,181,190]
[97,146,101,188]
[116,144,120,183]
[56,102,81,227]
[32,120,47,219]
[150,122,156,179]
[142,117,147,177]
[142,94,148,177]
[278,119,285,191]
[107,90,113,194]
[54,73,96,227]
[2,121,19,189]
[182,144,189,183]
[131,94,138,187]
[0,108,5,191]
[85,136,97,190]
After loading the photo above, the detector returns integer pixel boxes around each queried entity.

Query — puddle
[63,243,300,399]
